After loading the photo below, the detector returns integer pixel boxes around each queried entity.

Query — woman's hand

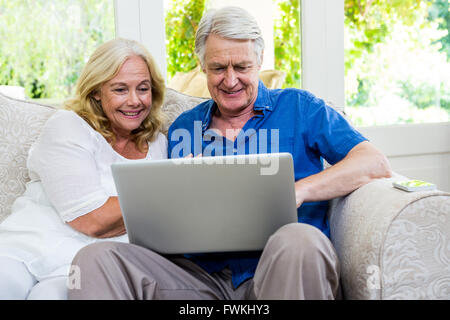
[185,153,203,158]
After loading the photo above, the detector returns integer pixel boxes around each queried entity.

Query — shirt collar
[201,80,273,133]
[201,100,216,132]
[253,80,273,112]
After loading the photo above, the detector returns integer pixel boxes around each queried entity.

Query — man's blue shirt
[167,81,367,288]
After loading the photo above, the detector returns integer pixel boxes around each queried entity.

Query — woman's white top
[0,110,168,280]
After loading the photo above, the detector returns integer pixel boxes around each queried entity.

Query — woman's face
[95,55,152,138]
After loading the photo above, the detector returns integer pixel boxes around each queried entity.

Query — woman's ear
[92,90,101,102]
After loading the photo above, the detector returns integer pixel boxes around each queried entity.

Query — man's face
[202,34,261,115]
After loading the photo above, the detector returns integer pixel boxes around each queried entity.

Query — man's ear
[259,49,264,70]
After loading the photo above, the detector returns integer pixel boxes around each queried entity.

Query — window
[0,0,115,104]
[344,0,450,126]
[163,0,301,88]
[112,0,450,191]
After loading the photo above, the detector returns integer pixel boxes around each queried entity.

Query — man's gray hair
[195,6,265,67]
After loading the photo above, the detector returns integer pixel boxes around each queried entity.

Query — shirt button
[233,148,237,153]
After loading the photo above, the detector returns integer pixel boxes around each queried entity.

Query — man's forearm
[294,141,392,207]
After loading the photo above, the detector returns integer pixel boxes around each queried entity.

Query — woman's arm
[67,197,126,238]
[29,111,127,239]
[294,141,392,207]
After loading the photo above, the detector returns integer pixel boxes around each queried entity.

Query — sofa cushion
[161,88,208,134]
[0,93,56,223]
[258,70,286,89]
[167,66,211,98]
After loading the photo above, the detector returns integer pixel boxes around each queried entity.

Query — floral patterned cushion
[160,88,208,134]
[0,93,56,223]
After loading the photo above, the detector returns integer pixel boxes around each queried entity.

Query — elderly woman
[0,38,167,299]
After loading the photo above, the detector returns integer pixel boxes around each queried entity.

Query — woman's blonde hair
[65,38,166,152]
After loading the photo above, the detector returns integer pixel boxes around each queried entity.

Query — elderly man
[69,6,391,300]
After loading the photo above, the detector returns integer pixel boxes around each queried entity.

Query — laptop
[111,153,298,254]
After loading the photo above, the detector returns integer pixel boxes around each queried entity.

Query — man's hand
[294,141,392,207]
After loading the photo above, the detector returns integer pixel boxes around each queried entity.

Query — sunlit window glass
[344,0,450,126]
[0,0,115,103]
[164,0,301,91]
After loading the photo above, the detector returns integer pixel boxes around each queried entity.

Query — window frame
[114,0,344,105]
[115,0,450,192]
[114,0,167,80]
[301,0,345,111]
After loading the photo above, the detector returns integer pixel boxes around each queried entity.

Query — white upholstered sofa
[0,89,449,300]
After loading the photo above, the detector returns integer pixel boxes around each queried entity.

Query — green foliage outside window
[165,0,302,89]
[428,0,450,59]
[1,0,449,126]
[273,0,301,88]
[344,0,450,125]
[0,0,114,99]
[165,0,206,79]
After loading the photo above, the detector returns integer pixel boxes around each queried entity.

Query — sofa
[0,89,449,300]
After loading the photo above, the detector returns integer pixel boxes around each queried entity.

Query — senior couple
[0,6,391,300]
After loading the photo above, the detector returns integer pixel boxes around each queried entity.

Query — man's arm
[294,141,392,208]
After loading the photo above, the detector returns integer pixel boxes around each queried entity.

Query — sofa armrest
[328,173,450,299]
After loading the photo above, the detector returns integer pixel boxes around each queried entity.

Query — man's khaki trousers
[68,223,341,300]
